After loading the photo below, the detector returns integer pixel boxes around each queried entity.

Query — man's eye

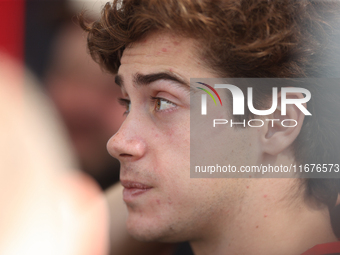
[118,98,131,115]
[152,97,177,112]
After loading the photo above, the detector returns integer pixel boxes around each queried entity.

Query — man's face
[107,32,260,242]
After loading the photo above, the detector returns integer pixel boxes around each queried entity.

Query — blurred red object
[0,0,25,63]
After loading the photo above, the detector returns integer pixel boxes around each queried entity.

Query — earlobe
[261,92,306,156]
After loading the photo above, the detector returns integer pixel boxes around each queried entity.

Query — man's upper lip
[120,180,152,189]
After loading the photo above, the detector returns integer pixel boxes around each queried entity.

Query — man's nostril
[120,153,133,157]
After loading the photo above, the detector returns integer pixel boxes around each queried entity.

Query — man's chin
[126,215,183,243]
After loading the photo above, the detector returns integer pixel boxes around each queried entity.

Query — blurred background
[26,0,125,190]
[0,1,124,254]
[1,0,125,190]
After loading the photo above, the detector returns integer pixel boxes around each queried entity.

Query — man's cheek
[128,191,177,218]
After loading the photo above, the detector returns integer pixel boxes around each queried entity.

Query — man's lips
[121,180,153,202]
[121,180,152,189]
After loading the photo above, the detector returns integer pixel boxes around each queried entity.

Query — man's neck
[190,179,337,255]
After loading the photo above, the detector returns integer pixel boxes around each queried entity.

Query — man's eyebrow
[133,72,189,88]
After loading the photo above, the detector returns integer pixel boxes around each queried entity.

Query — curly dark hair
[79,0,340,229]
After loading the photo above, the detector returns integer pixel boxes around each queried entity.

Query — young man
[81,0,340,254]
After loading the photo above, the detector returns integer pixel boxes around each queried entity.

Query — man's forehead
[117,31,217,89]
[120,32,195,64]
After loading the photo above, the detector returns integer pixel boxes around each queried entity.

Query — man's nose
[107,117,146,162]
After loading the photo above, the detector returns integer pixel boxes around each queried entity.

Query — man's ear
[261,91,306,156]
